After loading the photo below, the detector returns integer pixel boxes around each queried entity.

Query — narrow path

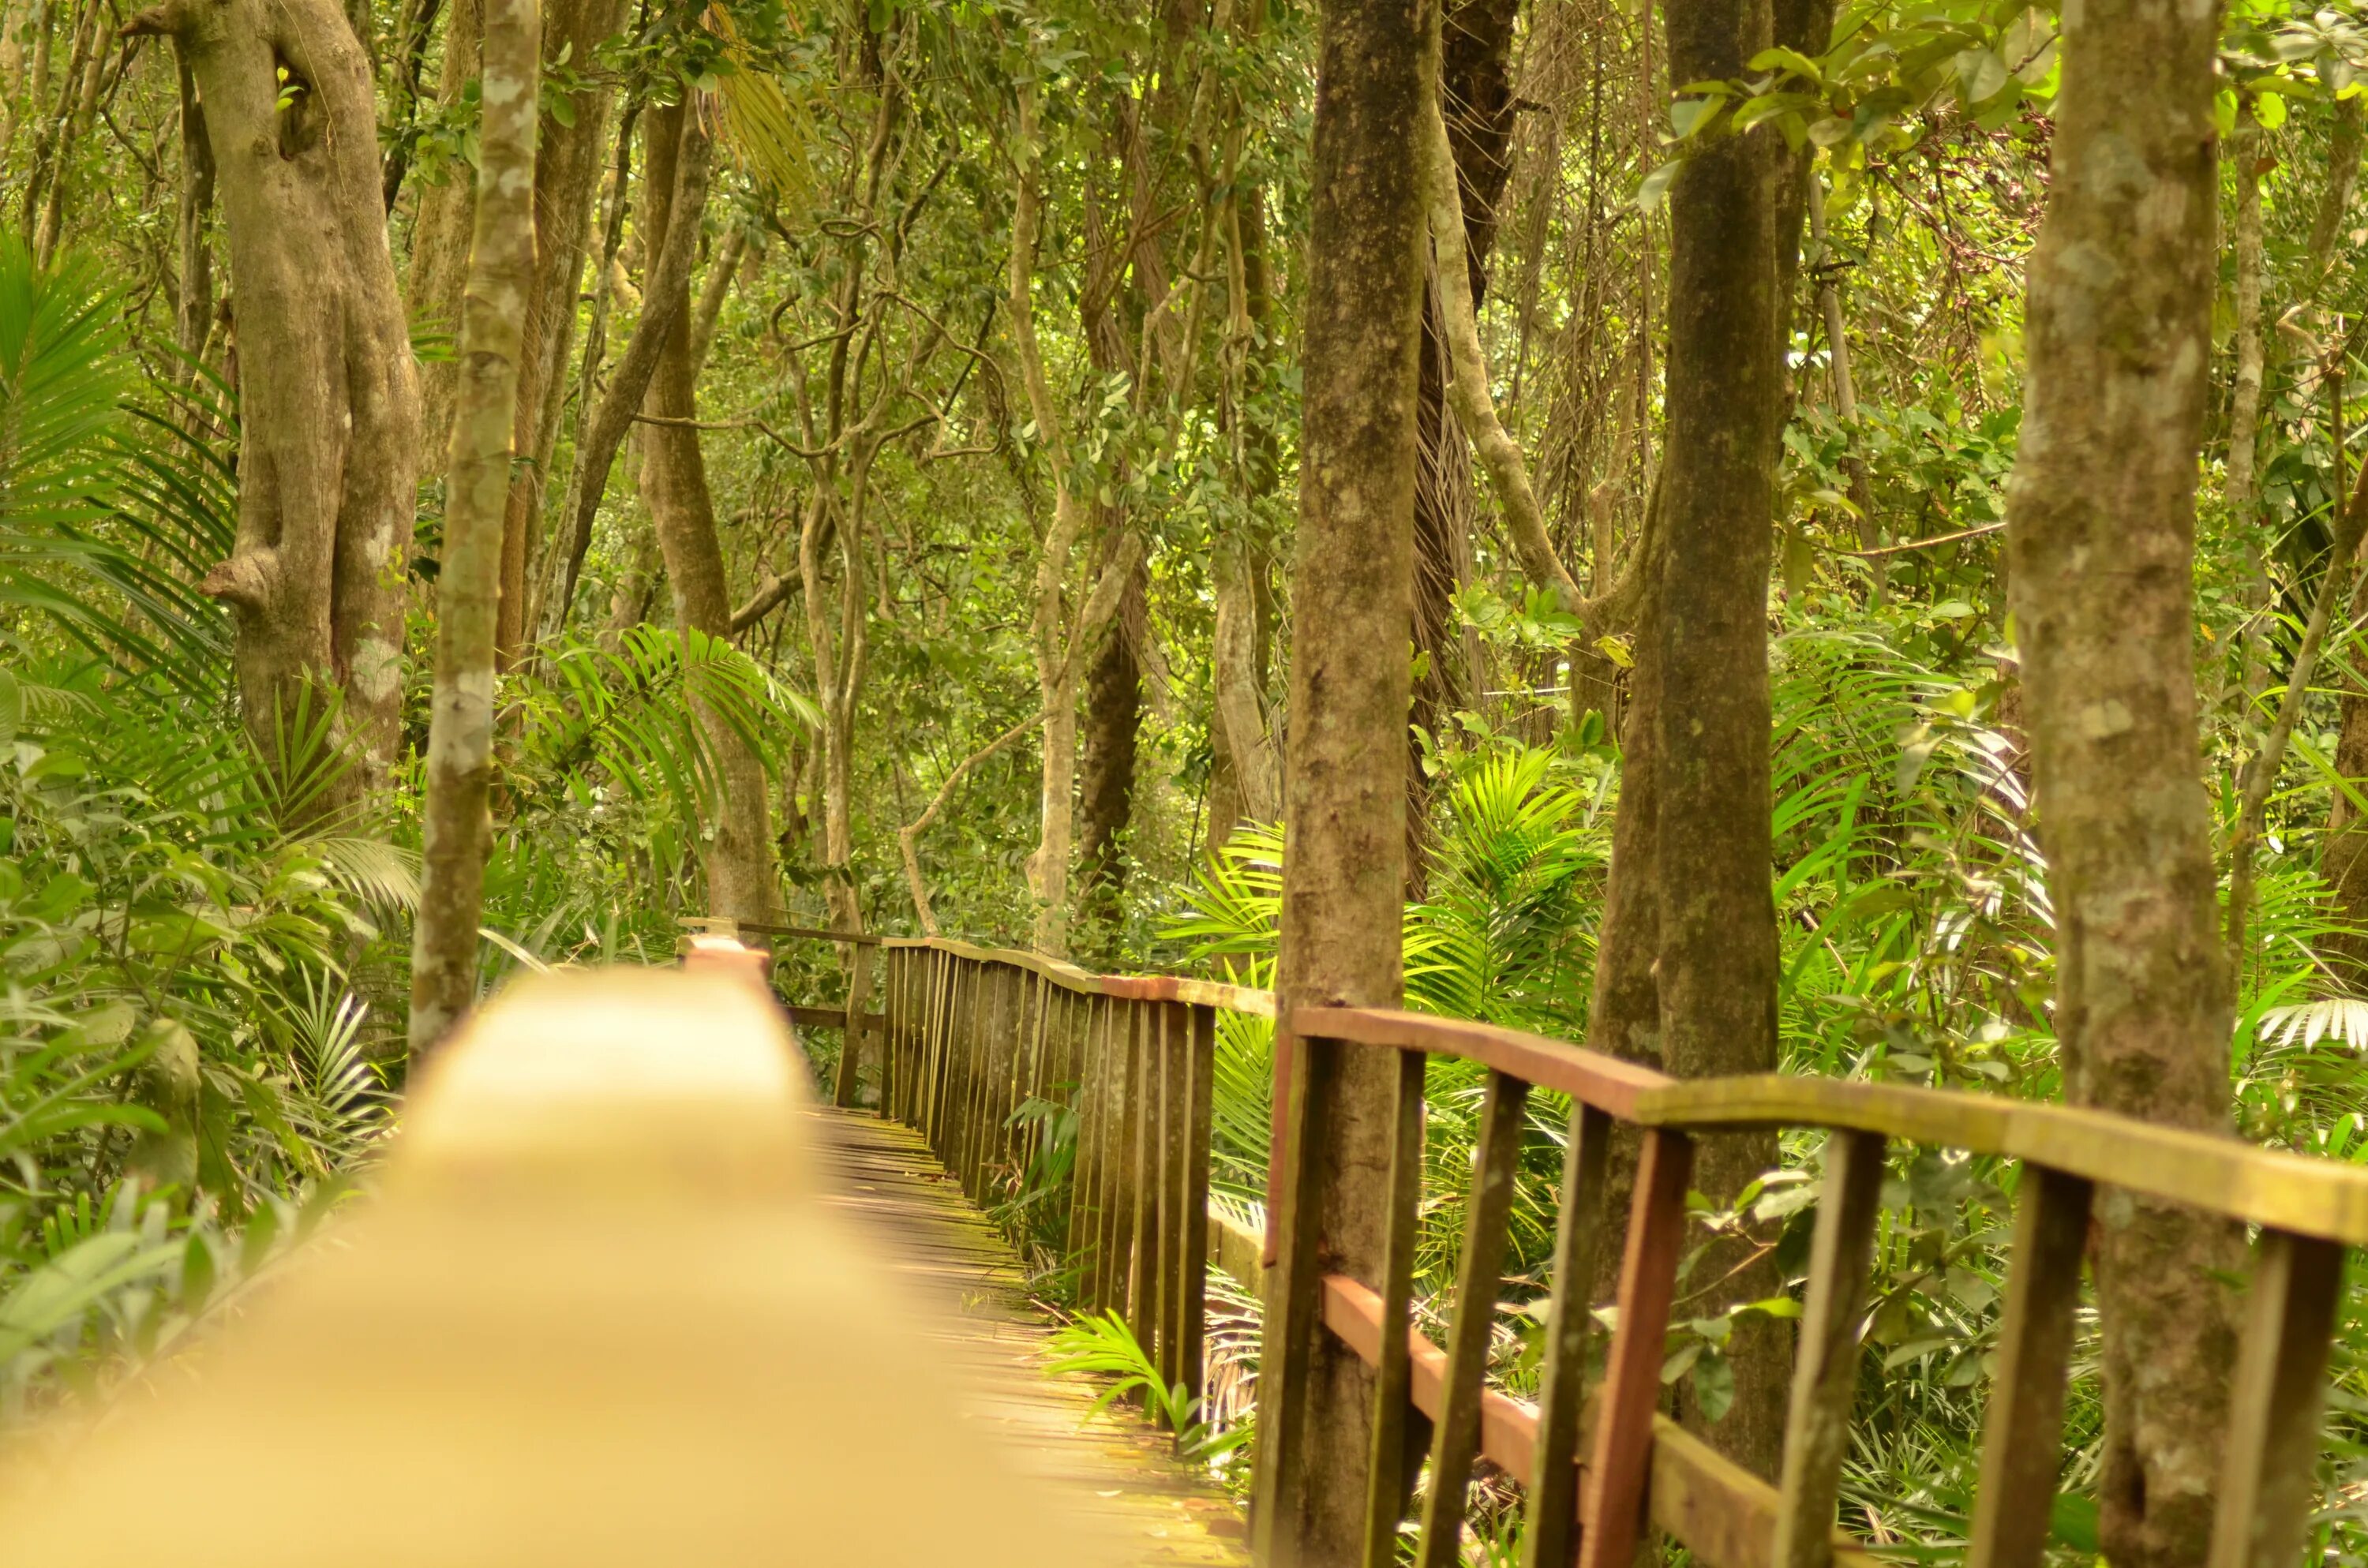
[807,1107,1250,1567]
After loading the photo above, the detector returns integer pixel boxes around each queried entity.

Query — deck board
[807,1107,1251,1567]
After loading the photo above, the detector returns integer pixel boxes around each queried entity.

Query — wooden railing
[788,931,2368,1568]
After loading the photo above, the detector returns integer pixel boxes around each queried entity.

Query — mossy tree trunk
[410,0,540,1055]
[125,0,419,810]
[1248,0,1427,1555]
[2003,1,2242,1561]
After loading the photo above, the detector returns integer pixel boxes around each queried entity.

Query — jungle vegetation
[3,0,2368,1555]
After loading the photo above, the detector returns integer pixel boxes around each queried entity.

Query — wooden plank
[2209,1228,2344,1568]
[1207,1204,1264,1296]
[1416,1071,1532,1568]
[1361,1046,1429,1568]
[1965,1166,2093,1568]
[1770,1130,1887,1568]
[1522,1102,1609,1568]
[1289,1005,1673,1120]
[1579,1127,1695,1568]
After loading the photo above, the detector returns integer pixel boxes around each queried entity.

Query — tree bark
[1407,0,1519,883]
[410,0,539,1057]
[407,0,480,458]
[2003,0,2241,1561]
[1075,544,1145,953]
[496,0,630,665]
[1247,0,1426,1559]
[547,99,704,642]
[639,98,777,925]
[124,0,420,810]
[171,54,215,376]
[1654,0,1785,1477]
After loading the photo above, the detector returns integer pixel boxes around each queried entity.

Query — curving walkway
[808,1107,1251,1567]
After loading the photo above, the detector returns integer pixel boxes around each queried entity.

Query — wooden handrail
[789,936,2361,1568]
[0,966,1114,1567]
[1293,1003,2368,1244]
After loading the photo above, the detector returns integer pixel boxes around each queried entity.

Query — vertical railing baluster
[1156,1002,1193,1424]
[1067,993,1106,1297]
[2210,1227,2344,1568]
[1096,999,1138,1317]
[876,947,900,1119]
[1360,1043,1429,1568]
[1178,1001,1215,1425]
[1414,1070,1532,1568]
[1771,1130,1888,1568]
[1127,1002,1160,1358]
[830,939,872,1109]
[1965,1166,2094,1568]
[1521,1102,1611,1568]
[1577,1126,1695,1568]
[1147,1003,1178,1413]
[1249,1024,1339,1566]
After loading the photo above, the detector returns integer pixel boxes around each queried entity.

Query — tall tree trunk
[1407,0,1520,883]
[2003,0,2240,1561]
[1009,81,1094,956]
[410,0,539,1057]
[1247,0,1426,1559]
[639,99,777,924]
[1209,167,1283,855]
[172,54,215,375]
[1654,0,1785,1476]
[125,0,420,810]
[496,0,629,665]
[1075,544,1145,954]
[407,0,480,457]
[2227,99,2272,706]
[546,96,701,644]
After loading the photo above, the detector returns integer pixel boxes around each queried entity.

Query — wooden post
[1965,1166,2093,1568]
[1361,1046,1428,1568]
[2209,1227,2344,1568]
[1770,1130,1887,1568]
[1521,1102,1611,1568]
[1578,1128,1695,1568]
[1178,1002,1216,1420]
[1414,1072,1531,1568]
[831,939,873,1110]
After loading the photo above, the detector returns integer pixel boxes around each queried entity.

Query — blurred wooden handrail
[0,964,1114,1568]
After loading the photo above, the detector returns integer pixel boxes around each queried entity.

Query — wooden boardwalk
[807,1106,1251,1567]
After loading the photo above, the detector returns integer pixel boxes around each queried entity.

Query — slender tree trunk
[2227,99,2272,704]
[496,0,629,666]
[1008,81,1096,956]
[1247,0,1426,1558]
[548,99,703,640]
[407,0,481,458]
[639,99,777,925]
[1654,0,1785,1477]
[410,0,539,1057]
[1407,0,1520,881]
[125,0,420,810]
[171,54,215,375]
[2003,1,2240,1561]
[1075,544,1145,954]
